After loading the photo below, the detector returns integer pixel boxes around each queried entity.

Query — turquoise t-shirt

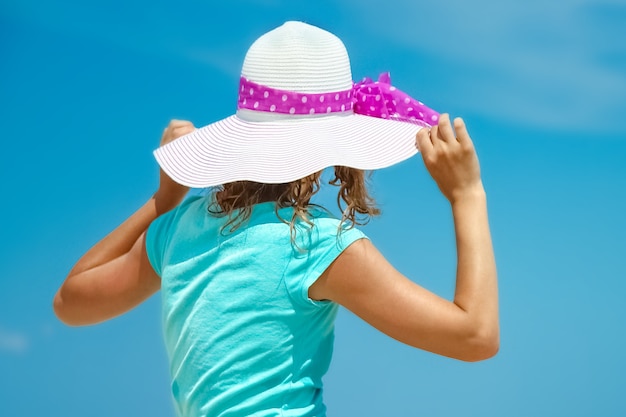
[146,196,366,417]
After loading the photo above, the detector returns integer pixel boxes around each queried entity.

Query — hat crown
[154,22,432,188]
[241,21,353,93]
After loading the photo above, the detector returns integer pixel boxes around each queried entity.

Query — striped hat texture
[154,21,437,188]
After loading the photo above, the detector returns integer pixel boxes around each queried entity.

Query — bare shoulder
[309,237,413,305]
[308,238,495,360]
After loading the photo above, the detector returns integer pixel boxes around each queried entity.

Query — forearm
[68,191,179,276]
[451,187,499,353]
[54,191,182,325]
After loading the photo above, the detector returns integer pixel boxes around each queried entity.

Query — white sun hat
[154,21,439,188]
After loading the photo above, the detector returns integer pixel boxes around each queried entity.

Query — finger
[415,127,433,153]
[430,125,439,145]
[167,120,195,135]
[453,117,473,147]
[168,119,194,129]
[172,123,195,132]
[436,113,456,142]
[172,126,195,139]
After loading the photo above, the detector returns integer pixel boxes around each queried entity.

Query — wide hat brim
[154,113,425,188]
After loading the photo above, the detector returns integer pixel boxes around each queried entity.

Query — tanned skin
[54,114,498,362]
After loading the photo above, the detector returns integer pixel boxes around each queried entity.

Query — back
[146,196,366,417]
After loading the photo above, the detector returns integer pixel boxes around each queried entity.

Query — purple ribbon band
[237,72,439,126]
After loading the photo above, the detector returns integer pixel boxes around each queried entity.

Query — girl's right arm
[53,120,195,326]
[309,114,499,362]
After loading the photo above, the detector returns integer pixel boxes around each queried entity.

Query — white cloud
[0,327,29,354]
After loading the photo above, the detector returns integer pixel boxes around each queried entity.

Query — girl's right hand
[54,119,196,326]
[155,119,195,208]
[415,114,484,204]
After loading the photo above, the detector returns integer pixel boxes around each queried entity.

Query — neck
[216,182,289,210]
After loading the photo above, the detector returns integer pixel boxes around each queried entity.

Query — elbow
[461,340,499,362]
[53,290,85,327]
[53,291,72,325]
[458,328,500,362]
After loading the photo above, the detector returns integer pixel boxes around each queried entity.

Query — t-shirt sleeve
[285,219,368,308]
[145,209,177,277]
[146,195,206,276]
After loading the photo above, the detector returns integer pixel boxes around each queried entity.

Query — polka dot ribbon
[237,72,439,126]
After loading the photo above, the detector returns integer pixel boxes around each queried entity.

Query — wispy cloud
[346,0,626,134]
[0,327,29,354]
[2,0,243,74]
[5,0,624,133]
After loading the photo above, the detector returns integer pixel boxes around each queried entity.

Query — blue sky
[1,0,625,416]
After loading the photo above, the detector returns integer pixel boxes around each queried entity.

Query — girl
[54,21,498,417]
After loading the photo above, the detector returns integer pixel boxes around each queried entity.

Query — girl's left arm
[53,120,194,326]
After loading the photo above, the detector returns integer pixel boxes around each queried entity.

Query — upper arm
[54,233,160,326]
[309,239,481,360]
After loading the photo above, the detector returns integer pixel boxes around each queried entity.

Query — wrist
[449,183,486,207]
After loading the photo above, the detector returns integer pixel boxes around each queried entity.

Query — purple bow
[352,72,439,126]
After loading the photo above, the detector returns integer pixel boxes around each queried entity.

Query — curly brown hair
[208,166,380,237]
